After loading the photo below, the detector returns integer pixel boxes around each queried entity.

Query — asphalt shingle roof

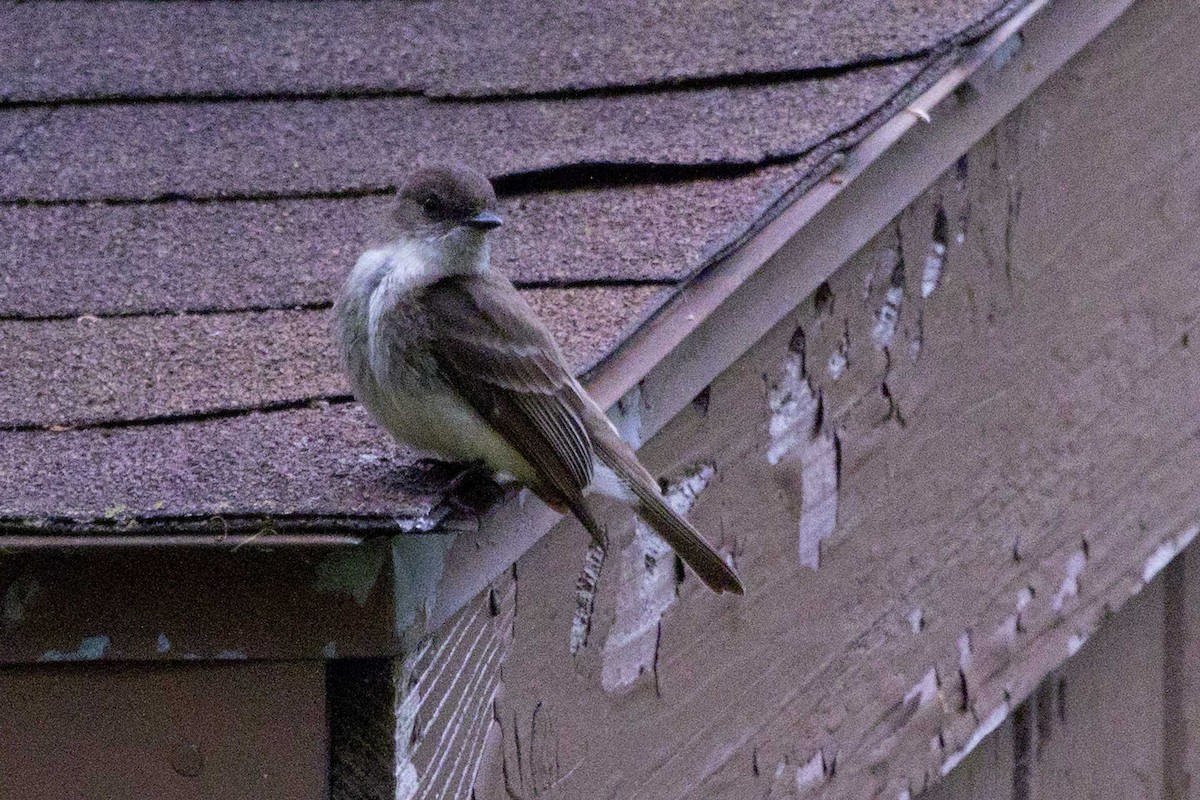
[0,0,1024,532]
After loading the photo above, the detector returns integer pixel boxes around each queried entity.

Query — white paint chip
[600,467,713,693]
[941,704,1008,775]
[1143,525,1200,582]
[826,349,847,380]
[795,750,826,793]
[1052,549,1087,612]
[906,668,939,708]
[156,633,171,654]
[1067,632,1087,656]
[872,286,904,348]
[957,631,972,668]
[921,241,947,298]
[766,352,838,570]
[569,543,606,655]
[767,356,819,466]
[908,607,925,633]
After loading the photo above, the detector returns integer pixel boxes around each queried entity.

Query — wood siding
[927,546,1200,800]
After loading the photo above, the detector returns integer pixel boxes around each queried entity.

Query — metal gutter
[420,0,1137,633]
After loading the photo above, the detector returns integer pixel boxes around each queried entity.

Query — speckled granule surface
[0,64,922,202]
[0,0,1027,530]
[1,1,1019,101]
[0,165,801,317]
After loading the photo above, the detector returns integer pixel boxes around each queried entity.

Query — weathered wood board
[391,0,1200,797]
[0,661,326,799]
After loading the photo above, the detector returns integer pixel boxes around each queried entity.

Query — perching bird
[334,164,743,594]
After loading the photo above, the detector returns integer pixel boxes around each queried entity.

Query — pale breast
[335,243,540,482]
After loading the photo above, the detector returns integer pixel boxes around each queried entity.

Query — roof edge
[426,0,1137,632]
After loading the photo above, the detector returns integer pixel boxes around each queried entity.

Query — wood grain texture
[925,568,1174,799]
[389,569,515,800]
[437,0,1200,796]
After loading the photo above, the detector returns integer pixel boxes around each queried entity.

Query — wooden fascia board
[421,0,1136,635]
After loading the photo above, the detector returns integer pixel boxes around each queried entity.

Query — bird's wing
[420,271,595,505]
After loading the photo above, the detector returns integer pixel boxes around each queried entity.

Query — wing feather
[421,273,594,502]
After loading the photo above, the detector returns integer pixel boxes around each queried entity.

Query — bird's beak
[462,210,503,231]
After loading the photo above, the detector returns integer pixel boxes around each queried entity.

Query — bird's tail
[624,475,744,595]
[576,389,744,594]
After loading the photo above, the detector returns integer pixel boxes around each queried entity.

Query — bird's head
[392,164,502,244]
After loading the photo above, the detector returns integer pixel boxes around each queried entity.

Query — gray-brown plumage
[334,164,743,595]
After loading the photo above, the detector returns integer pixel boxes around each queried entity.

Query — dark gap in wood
[327,657,397,800]
[1162,552,1188,799]
[1011,698,1033,800]
[1034,676,1055,757]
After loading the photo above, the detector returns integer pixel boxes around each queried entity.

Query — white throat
[348,227,491,298]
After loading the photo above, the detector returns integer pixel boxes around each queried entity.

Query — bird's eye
[422,195,442,214]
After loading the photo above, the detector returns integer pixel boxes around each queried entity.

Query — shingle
[0,0,1019,101]
[0,286,665,429]
[0,62,922,202]
[0,166,797,318]
[0,404,447,527]
[0,0,1027,530]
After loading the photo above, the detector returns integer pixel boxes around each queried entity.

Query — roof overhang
[424,0,1137,632]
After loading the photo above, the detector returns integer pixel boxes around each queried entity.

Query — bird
[334,163,744,594]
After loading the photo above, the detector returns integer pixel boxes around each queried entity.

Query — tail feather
[627,478,744,595]
[575,389,745,594]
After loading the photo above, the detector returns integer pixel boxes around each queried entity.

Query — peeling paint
[922,207,949,298]
[215,649,248,660]
[766,349,838,570]
[156,633,171,653]
[1143,525,1199,582]
[600,467,712,693]
[1067,632,1087,656]
[826,348,848,380]
[569,543,606,655]
[40,635,111,662]
[395,654,423,800]
[1016,586,1034,613]
[872,286,904,348]
[315,538,389,605]
[957,631,972,667]
[795,750,826,794]
[322,641,338,658]
[767,355,820,466]
[1052,549,1087,612]
[906,668,939,709]
[393,533,457,646]
[609,382,644,449]
[907,607,925,633]
[2,574,39,626]
[940,704,1008,775]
